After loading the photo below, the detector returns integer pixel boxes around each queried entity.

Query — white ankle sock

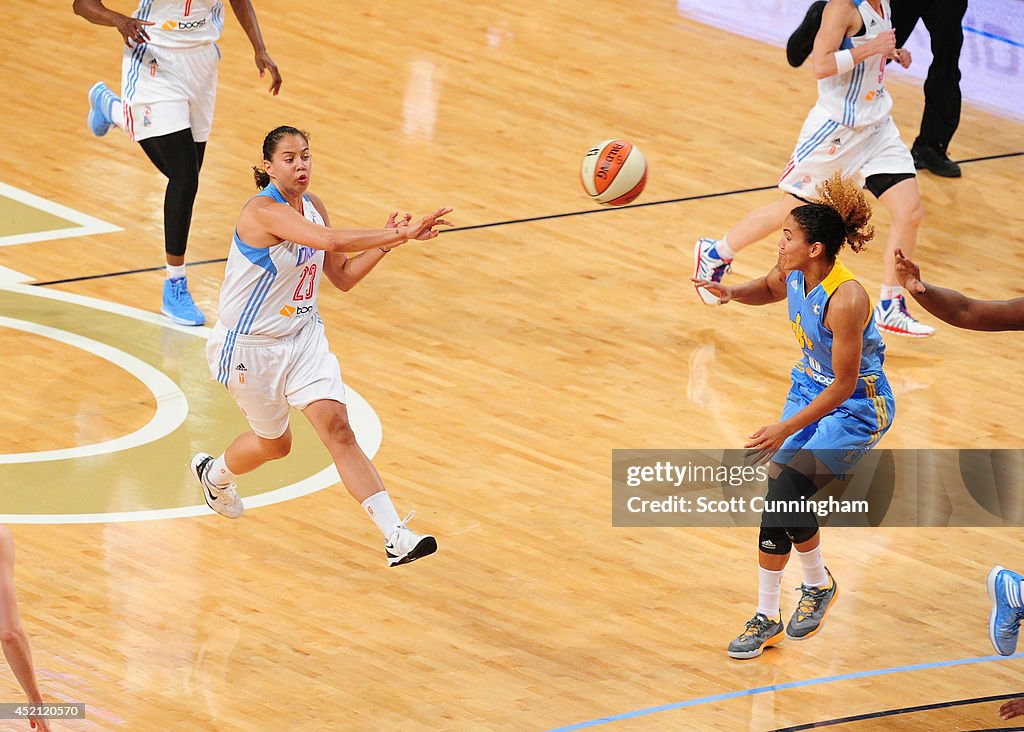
[361,491,402,538]
[796,545,829,588]
[208,455,236,488]
[716,236,736,260]
[756,566,784,619]
[880,284,903,302]
[110,100,125,129]
[166,264,187,280]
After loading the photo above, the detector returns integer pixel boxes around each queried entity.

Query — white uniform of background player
[779,0,914,197]
[693,0,933,337]
[207,184,344,440]
[75,0,281,327]
[120,0,223,142]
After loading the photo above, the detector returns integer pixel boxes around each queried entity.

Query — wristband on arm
[834,49,855,74]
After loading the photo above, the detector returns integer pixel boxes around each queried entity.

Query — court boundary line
[547,652,1024,731]
[23,151,1023,286]
[0,180,121,248]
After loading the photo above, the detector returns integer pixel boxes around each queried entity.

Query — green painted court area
[0,194,79,237]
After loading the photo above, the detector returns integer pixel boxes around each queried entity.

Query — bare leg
[222,428,293,474]
[725,194,805,253]
[303,399,385,502]
[877,177,925,287]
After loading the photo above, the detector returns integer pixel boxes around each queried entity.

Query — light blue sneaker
[162,277,205,326]
[988,565,1024,656]
[88,82,120,137]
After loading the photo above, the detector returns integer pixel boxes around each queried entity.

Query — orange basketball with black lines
[580,139,647,206]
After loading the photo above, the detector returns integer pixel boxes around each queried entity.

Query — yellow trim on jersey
[820,259,858,297]
[821,259,873,329]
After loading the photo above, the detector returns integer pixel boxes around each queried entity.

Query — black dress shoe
[911,143,962,178]
[786,1,828,68]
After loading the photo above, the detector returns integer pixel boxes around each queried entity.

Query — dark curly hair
[791,172,875,259]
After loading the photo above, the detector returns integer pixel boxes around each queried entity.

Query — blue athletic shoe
[988,565,1024,656]
[162,277,206,326]
[88,82,119,137]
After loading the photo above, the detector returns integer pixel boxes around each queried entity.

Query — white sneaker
[384,511,437,567]
[191,453,244,519]
[874,294,935,338]
[693,238,732,305]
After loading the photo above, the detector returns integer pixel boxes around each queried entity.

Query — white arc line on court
[0,316,189,464]
[0,284,384,522]
[0,383,381,523]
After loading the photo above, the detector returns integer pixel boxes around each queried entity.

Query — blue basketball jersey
[785,259,886,393]
[778,260,894,477]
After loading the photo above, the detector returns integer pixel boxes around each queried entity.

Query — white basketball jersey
[132,0,224,49]
[217,185,326,340]
[815,0,894,129]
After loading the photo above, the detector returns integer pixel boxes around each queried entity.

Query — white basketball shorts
[120,42,220,142]
[778,104,915,198]
[206,318,347,440]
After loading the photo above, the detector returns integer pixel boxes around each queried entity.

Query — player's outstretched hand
[399,207,455,241]
[380,211,413,250]
[385,211,413,229]
[691,278,732,305]
[894,248,925,294]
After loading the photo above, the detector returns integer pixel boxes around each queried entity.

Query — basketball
[580,139,648,206]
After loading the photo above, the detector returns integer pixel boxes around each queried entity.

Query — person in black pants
[787,0,967,178]
[74,0,283,325]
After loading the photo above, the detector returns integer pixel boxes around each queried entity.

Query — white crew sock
[795,545,829,589]
[208,455,237,488]
[110,100,125,129]
[880,284,903,302]
[166,264,187,280]
[756,566,785,620]
[361,491,402,538]
[715,235,736,260]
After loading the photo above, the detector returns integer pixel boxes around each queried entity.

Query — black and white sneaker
[384,511,437,567]
[191,452,244,519]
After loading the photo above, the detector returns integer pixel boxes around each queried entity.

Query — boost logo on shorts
[161,17,208,30]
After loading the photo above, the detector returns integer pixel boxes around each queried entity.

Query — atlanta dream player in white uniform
[73,0,282,326]
[195,126,451,566]
[694,0,934,337]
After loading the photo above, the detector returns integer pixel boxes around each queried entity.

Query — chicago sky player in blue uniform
[695,172,895,659]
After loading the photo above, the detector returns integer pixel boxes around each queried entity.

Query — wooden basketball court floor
[1,0,1023,729]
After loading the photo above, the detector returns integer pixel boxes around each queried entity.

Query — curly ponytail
[791,172,875,259]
